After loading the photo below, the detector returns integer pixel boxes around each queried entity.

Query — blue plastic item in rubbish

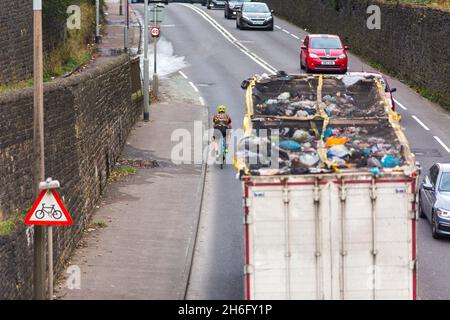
[279,140,302,151]
[323,127,332,138]
[369,167,383,176]
[327,144,350,158]
[381,155,401,168]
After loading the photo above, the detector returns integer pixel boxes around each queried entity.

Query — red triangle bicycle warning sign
[25,190,73,226]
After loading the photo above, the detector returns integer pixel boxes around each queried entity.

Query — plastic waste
[278,92,290,100]
[279,140,302,151]
[327,144,350,158]
[292,130,310,143]
[326,137,347,147]
[369,167,382,175]
[298,152,320,167]
[295,110,309,117]
[323,127,332,138]
[367,157,382,168]
[381,154,401,168]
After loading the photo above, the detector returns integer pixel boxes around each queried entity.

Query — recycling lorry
[235,72,419,300]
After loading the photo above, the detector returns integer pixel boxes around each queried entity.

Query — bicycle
[214,134,227,169]
[35,203,62,220]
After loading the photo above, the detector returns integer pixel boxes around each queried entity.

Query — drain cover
[411,148,442,157]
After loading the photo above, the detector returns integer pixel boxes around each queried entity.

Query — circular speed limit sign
[150,26,160,38]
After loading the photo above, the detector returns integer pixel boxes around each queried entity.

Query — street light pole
[32,0,46,300]
[143,0,150,121]
[124,0,128,52]
[120,0,123,16]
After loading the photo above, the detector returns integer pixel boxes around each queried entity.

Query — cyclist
[213,105,232,156]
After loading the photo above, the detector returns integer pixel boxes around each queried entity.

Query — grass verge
[108,166,137,182]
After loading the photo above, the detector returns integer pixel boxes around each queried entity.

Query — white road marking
[275,25,282,29]
[291,34,300,40]
[412,115,430,131]
[394,99,407,110]
[199,97,206,106]
[282,29,290,34]
[179,71,188,79]
[181,4,277,75]
[189,81,199,93]
[434,136,450,154]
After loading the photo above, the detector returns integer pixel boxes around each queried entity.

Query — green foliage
[43,0,72,24]
[0,212,28,236]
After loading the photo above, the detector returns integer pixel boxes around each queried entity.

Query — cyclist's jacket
[213,113,232,128]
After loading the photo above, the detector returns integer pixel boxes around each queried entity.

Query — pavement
[55,1,209,300]
[98,0,142,56]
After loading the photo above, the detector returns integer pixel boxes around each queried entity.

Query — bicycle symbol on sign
[35,203,62,220]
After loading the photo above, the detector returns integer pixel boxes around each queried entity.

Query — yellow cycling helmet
[217,105,227,113]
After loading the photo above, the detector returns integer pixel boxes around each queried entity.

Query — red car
[300,34,348,74]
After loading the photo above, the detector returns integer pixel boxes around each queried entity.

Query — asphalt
[136,3,450,299]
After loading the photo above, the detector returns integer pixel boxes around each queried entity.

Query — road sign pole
[32,0,46,301]
[152,5,159,100]
[143,0,150,121]
[120,0,123,16]
[48,225,53,300]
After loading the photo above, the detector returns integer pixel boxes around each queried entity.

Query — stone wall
[0,0,69,85]
[265,0,450,107]
[0,54,143,299]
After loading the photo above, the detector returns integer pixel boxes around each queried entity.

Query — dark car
[206,0,226,9]
[224,0,246,19]
[236,2,274,31]
[419,163,450,239]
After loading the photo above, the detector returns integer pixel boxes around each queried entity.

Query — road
[135,3,450,300]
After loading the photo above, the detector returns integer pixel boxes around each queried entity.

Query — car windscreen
[440,172,450,192]
[310,37,343,49]
[243,3,270,12]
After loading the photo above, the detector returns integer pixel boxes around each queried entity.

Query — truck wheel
[300,54,305,70]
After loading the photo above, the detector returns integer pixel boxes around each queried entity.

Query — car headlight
[309,53,319,59]
[265,16,273,21]
[338,53,346,59]
[436,208,450,218]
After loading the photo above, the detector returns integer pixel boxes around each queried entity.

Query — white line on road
[412,115,430,131]
[291,34,300,40]
[189,81,199,93]
[434,136,450,154]
[394,99,407,110]
[282,29,290,34]
[275,25,282,29]
[179,71,188,79]
[181,4,277,75]
[199,97,206,106]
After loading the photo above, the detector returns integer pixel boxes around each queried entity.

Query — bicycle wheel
[53,210,62,220]
[220,137,226,169]
[35,210,44,220]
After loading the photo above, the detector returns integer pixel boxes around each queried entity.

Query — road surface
[134,3,450,300]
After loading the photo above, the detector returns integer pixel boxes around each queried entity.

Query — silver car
[419,163,450,239]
